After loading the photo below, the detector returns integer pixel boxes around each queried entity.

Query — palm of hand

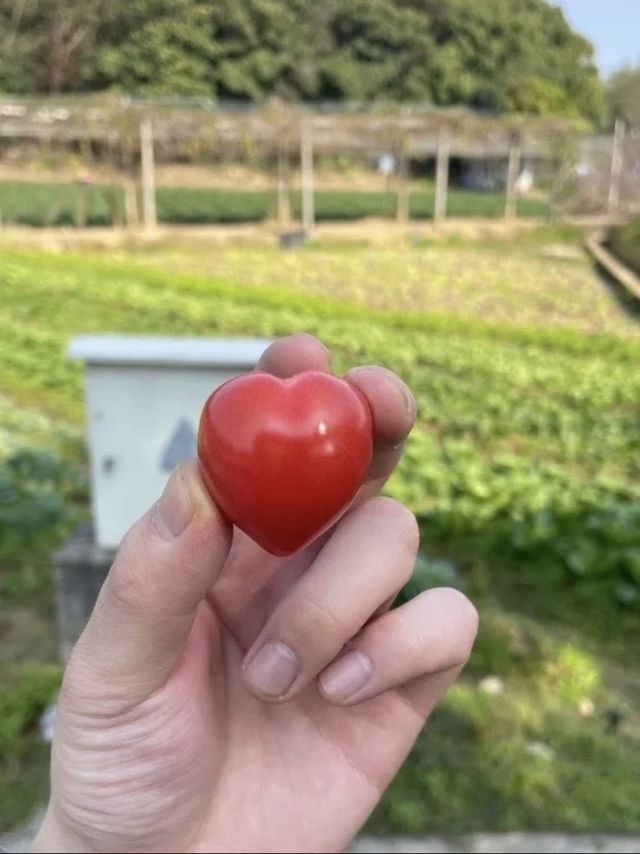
[57,537,428,854]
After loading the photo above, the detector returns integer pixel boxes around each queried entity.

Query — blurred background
[1,0,639,849]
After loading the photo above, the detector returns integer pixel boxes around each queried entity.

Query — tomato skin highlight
[197,371,373,556]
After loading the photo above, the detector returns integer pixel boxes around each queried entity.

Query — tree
[607,66,640,128]
[422,0,604,122]
[0,0,607,124]
[0,0,114,94]
[208,0,314,101]
[89,0,215,96]
[0,0,37,92]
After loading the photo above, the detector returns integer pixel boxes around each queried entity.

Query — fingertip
[430,587,479,657]
[344,366,416,447]
[256,333,331,378]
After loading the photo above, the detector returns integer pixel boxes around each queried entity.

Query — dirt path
[0,215,622,252]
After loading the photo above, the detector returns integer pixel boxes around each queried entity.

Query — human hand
[33,334,477,854]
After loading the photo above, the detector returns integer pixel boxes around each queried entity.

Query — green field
[119,235,639,337]
[1,236,639,834]
[0,180,549,227]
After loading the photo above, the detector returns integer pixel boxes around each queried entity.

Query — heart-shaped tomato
[197,371,373,556]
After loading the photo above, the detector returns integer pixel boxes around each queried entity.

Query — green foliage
[539,643,600,706]
[0,449,86,601]
[427,0,604,122]
[135,238,637,338]
[608,216,640,277]
[156,187,272,224]
[0,662,61,759]
[0,0,115,94]
[369,609,640,834]
[93,0,215,96]
[396,433,640,608]
[0,247,638,617]
[0,661,62,831]
[0,0,605,121]
[0,392,82,461]
[0,181,120,228]
[606,65,640,127]
[369,669,640,833]
[0,181,550,226]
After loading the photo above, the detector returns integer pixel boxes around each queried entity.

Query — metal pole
[139,116,157,232]
[434,127,450,223]
[300,121,315,233]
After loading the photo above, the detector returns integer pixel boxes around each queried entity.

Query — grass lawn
[0,180,549,227]
[1,232,639,834]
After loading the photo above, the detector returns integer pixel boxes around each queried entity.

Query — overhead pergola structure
[0,95,583,231]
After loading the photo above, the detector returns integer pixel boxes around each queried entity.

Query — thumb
[69,459,231,700]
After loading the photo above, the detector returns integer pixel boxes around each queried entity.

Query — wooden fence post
[278,136,291,226]
[434,127,450,223]
[300,120,315,233]
[396,140,409,224]
[139,116,157,232]
[123,178,139,228]
[505,131,521,220]
[608,118,625,215]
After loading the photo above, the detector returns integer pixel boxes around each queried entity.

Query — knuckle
[107,553,148,613]
[291,590,344,639]
[267,591,345,668]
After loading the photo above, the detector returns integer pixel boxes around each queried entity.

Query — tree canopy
[0,0,604,123]
[606,65,640,128]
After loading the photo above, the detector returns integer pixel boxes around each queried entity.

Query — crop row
[147,242,638,338]
[0,180,548,227]
[1,249,639,603]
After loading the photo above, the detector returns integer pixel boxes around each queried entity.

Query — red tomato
[197,370,373,556]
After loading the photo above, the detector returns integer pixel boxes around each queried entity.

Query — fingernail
[319,650,372,702]
[382,370,414,420]
[244,642,299,698]
[395,378,415,419]
[350,365,415,419]
[153,464,194,540]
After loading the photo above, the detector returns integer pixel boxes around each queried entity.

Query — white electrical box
[69,335,271,549]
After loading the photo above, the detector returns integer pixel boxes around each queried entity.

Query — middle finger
[241,496,419,702]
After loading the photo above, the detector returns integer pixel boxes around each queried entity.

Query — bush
[0,661,62,831]
[0,181,120,227]
[0,449,86,602]
[0,181,550,226]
